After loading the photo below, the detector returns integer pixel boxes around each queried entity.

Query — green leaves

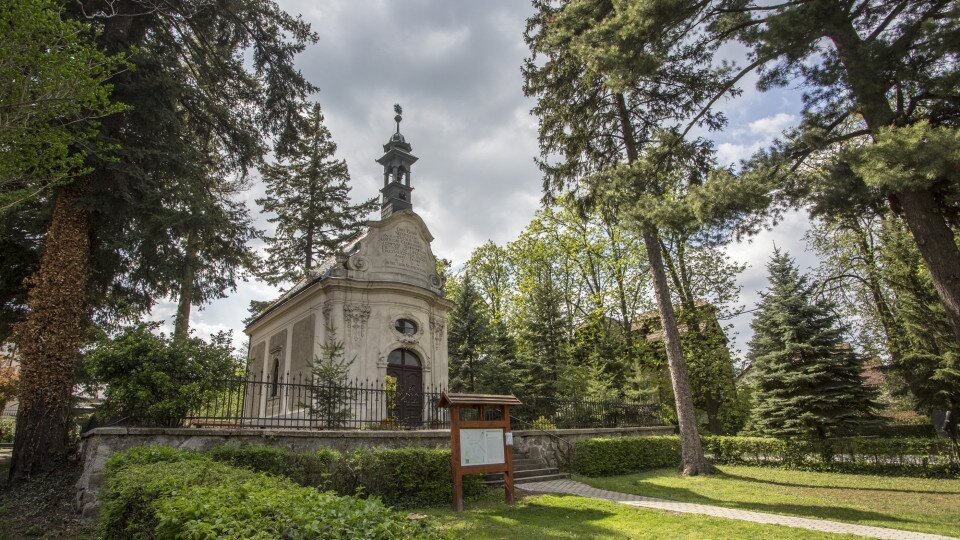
[84,324,241,426]
[0,0,128,212]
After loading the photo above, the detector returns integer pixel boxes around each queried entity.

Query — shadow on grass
[430,494,632,539]
[624,481,917,526]
[717,470,960,496]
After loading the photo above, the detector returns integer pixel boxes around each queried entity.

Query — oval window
[395,318,418,336]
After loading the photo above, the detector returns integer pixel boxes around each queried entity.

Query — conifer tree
[515,267,569,399]
[448,273,490,392]
[9,0,317,480]
[257,104,377,286]
[748,250,877,439]
[478,319,518,395]
[304,324,355,429]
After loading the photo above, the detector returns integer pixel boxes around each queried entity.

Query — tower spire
[376,104,418,218]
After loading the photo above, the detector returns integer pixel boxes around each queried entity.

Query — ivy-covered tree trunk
[10,182,91,481]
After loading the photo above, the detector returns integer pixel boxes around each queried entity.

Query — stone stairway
[484,448,570,486]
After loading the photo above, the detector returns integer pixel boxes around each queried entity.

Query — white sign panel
[504,432,513,446]
[460,428,505,466]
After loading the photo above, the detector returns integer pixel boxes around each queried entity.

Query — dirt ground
[0,449,94,539]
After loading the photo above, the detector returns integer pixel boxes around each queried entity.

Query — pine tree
[748,250,877,439]
[448,273,489,392]
[257,104,377,286]
[304,324,354,429]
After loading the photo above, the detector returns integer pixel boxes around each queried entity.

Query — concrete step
[514,472,570,485]
[515,468,561,479]
[511,459,542,469]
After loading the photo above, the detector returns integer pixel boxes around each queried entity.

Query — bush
[573,436,680,476]
[85,324,241,426]
[113,444,486,509]
[209,445,338,489]
[335,447,486,507]
[573,435,957,478]
[0,417,14,444]
[101,448,442,539]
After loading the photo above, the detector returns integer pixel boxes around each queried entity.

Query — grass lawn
[419,492,860,539]
[577,466,960,538]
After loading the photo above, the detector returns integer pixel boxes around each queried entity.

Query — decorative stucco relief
[429,315,445,349]
[344,303,371,342]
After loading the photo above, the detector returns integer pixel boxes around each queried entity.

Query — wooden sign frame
[437,392,522,511]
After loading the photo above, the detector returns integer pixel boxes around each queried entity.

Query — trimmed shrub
[154,478,442,539]
[100,448,442,539]
[99,458,257,538]
[573,436,681,476]
[336,447,486,507]
[209,445,338,489]
[573,435,957,478]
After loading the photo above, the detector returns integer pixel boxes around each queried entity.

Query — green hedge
[100,449,442,539]
[109,444,485,509]
[335,447,486,507]
[573,435,957,477]
[573,436,681,476]
[0,417,15,444]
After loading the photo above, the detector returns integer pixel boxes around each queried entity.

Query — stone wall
[75,425,672,519]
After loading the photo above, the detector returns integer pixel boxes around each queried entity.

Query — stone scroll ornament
[343,303,371,342]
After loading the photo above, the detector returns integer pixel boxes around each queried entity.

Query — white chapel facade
[244,110,452,418]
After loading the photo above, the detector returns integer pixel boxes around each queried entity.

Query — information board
[459,428,505,466]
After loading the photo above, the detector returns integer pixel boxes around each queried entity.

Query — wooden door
[387,349,423,427]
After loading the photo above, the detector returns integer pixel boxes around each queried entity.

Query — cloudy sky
[150,0,817,359]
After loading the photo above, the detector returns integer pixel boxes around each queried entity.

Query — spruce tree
[448,273,489,392]
[748,250,877,439]
[515,268,569,399]
[257,104,377,286]
[304,324,354,429]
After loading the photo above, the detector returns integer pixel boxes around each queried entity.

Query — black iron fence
[180,373,663,431]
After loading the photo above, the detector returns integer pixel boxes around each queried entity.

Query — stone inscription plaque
[379,226,428,271]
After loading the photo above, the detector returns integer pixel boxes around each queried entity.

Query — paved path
[516,479,953,540]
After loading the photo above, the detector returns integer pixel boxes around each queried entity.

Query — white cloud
[748,112,796,138]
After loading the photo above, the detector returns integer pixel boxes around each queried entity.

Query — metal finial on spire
[394,103,402,133]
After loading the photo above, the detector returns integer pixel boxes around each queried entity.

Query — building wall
[244,211,452,423]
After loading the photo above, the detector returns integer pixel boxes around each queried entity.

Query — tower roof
[377,104,418,218]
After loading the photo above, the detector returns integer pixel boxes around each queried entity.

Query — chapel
[243,108,452,424]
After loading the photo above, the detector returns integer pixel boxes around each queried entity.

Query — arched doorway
[387,349,423,427]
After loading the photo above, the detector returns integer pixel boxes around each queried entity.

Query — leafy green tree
[0,0,127,212]
[465,241,514,324]
[448,273,490,392]
[747,250,877,439]
[523,0,765,474]
[10,0,316,480]
[257,103,377,286]
[84,324,241,427]
[614,0,960,341]
[304,324,355,428]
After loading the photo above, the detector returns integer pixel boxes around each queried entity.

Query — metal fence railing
[179,373,663,431]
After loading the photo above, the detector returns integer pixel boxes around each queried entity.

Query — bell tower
[376,104,419,218]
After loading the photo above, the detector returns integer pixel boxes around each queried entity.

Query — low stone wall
[75,424,672,518]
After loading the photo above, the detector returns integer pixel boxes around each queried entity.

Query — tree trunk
[173,230,198,340]
[643,227,713,475]
[614,91,710,474]
[9,183,91,482]
[896,190,960,343]
[828,20,960,343]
